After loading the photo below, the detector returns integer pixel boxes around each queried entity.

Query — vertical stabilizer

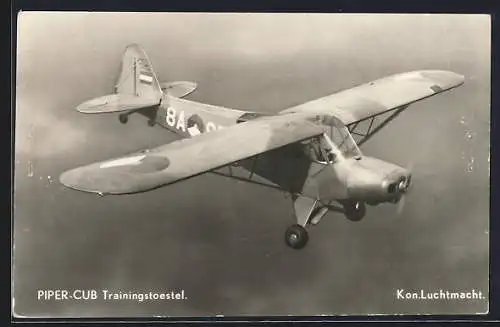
[115,44,163,101]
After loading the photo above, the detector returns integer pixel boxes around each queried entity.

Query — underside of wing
[60,116,324,194]
[281,70,465,125]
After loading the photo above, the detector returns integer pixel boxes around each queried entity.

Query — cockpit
[306,115,362,164]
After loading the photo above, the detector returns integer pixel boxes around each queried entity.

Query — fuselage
[144,94,245,137]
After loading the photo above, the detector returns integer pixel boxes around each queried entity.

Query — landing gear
[285,224,309,249]
[147,119,156,127]
[343,201,366,222]
[285,195,329,249]
[119,113,128,124]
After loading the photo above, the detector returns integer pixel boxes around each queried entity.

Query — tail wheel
[147,119,155,127]
[344,201,366,222]
[119,114,128,124]
[285,224,309,249]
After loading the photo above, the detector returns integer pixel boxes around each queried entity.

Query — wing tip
[418,70,465,88]
[59,156,168,195]
[60,167,110,195]
[60,169,94,194]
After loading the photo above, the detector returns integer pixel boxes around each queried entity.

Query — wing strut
[348,105,408,146]
[209,155,281,191]
[248,155,259,179]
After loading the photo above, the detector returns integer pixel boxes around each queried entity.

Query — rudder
[115,44,162,101]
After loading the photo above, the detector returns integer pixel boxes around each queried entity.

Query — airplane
[59,44,465,249]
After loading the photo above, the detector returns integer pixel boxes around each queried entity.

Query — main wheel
[119,114,128,124]
[147,119,155,127]
[344,201,366,222]
[285,224,309,249]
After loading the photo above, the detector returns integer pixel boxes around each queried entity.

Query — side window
[326,150,336,163]
[303,137,341,164]
[308,139,332,164]
[313,143,325,162]
[320,137,337,162]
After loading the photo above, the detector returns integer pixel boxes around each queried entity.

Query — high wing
[60,115,324,195]
[280,70,464,125]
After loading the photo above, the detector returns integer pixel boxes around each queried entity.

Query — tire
[147,119,155,127]
[285,224,309,249]
[119,114,128,124]
[344,201,366,222]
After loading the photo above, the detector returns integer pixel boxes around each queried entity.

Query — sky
[13,12,490,317]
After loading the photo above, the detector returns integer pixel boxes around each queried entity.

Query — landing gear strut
[284,196,329,249]
[119,113,128,124]
[343,201,366,222]
[285,224,309,249]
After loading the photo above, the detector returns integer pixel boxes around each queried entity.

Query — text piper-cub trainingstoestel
[60,44,465,249]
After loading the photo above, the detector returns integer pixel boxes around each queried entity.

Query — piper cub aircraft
[60,44,464,249]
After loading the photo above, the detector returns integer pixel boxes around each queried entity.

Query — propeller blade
[396,194,406,215]
[395,161,414,216]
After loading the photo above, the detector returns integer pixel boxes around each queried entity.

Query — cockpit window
[328,123,361,159]
[308,139,335,163]
[307,115,361,161]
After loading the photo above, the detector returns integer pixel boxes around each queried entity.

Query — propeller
[396,192,406,215]
[396,162,414,216]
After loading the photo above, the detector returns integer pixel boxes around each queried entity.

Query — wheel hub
[289,233,298,242]
[284,224,309,249]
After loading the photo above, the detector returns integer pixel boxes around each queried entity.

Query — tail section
[115,44,163,101]
[76,44,162,114]
[160,81,198,98]
[77,43,258,137]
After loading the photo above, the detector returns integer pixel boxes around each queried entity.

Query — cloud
[15,92,88,159]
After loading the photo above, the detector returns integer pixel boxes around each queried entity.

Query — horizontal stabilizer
[76,94,160,114]
[160,81,198,98]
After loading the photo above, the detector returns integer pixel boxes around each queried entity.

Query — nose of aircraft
[383,172,412,201]
[384,171,411,193]
[345,156,412,202]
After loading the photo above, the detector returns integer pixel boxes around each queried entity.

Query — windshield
[320,115,361,159]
